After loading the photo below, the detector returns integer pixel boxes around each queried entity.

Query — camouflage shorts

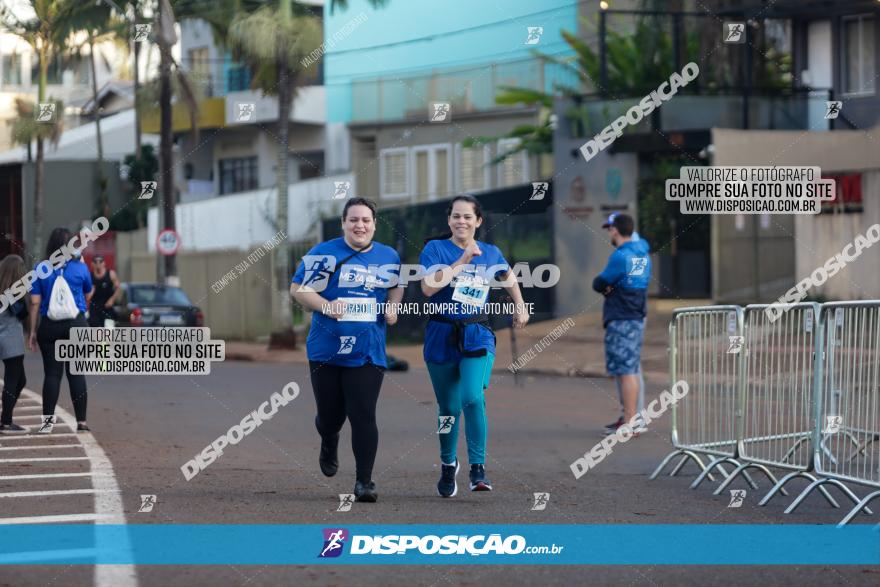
[604,319,645,376]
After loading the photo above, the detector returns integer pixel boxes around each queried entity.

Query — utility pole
[157,0,177,285]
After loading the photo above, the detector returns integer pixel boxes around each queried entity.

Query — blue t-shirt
[30,260,93,316]
[292,238,401,368]
[419,239,510,364]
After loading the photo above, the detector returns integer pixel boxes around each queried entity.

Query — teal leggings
[426,353,495,465]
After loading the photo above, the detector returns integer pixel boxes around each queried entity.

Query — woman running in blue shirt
[419,195,528,497]
[291,198,403,503]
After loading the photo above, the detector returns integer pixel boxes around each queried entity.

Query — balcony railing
[351,57,580,123]
[563,88,834,136]
[182,56,323,98]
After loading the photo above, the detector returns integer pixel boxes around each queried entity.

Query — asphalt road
[1,354,878,586]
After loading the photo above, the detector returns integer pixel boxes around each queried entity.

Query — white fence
[147,174,353,252]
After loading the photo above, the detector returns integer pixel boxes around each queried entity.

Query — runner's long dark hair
[45,227,72,261]
[422,195,484,245]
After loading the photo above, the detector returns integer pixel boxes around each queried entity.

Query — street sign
[156,229,181,256]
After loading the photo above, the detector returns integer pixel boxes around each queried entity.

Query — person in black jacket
[0,255,29,433]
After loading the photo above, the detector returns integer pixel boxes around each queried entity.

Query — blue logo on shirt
[300,256,336,292]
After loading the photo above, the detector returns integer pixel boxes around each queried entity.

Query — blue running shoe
[469,464,492,491]
[437,459,459,497]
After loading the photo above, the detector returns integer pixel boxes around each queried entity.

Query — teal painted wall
[324,0,579,123]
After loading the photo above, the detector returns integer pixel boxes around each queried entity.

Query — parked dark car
[111,283,204,327]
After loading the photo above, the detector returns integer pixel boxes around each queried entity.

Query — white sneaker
[37,415,55,434]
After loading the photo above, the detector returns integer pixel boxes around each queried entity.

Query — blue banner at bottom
[0,525,878,565]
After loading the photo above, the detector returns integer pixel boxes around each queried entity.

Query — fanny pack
[428,313,491,357]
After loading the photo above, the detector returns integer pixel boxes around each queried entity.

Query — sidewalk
[223,299,710,379]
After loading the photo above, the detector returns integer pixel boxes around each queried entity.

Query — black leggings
[37,314,88,421]
[309,361,384,483]
[1,355,26,425]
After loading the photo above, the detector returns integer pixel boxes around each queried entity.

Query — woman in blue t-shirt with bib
[419,195,528,497]
[291,197,403,504]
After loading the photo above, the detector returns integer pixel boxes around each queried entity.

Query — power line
[179,45,581,87]
[337,45,580,82]
[321,1,582,57]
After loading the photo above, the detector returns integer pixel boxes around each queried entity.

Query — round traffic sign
[156,229,181,256]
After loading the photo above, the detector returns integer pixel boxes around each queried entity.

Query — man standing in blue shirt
[592,213,651,436]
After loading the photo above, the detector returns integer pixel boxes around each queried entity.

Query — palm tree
[65,1,128,219]
[124,0,153,159]
[227,0,320,331]
[464,19,698,173]
[228,0,387,332]
[150,0,221,283]
[1,0,77,259]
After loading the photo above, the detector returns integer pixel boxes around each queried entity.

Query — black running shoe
[469,464,492,491]
[0,422,28,434]
[604,416,624,433]
[437,459,459,498]
[76,422,90,432]
[354,480,377,503]
[319,433,339,477]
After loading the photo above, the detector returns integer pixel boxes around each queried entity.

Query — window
[2,54,21,85]
[379,148,409,199]
[293,151,324,180]
[226,63,251,92]
[411,144,451,201]
[219,157,258,194]
[497,139,529,187]
[30,55,67,85]
[842,15,875,95]
[456,144,490,193]
[225,53,252,92]
[188,47,211,94]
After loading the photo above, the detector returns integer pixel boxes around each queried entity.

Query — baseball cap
[601,212,620,229]
[602,212,638,239]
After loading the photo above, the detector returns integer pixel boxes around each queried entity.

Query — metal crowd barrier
[652,302,880,525]
[784,302,880,524]
[650,306,745,485]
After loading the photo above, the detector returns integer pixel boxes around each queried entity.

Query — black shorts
[88,306,117,327]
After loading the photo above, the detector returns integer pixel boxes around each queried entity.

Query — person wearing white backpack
[27,228,94,434]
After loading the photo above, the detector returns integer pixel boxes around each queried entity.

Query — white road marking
[0,513,109,524]
[0,488,116,498]
[0,433,79,440]
[0,444,82,451]
[14,405,41,412]
[19,389,139,587]
[0,456,90,463]
[0,472,102,481]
